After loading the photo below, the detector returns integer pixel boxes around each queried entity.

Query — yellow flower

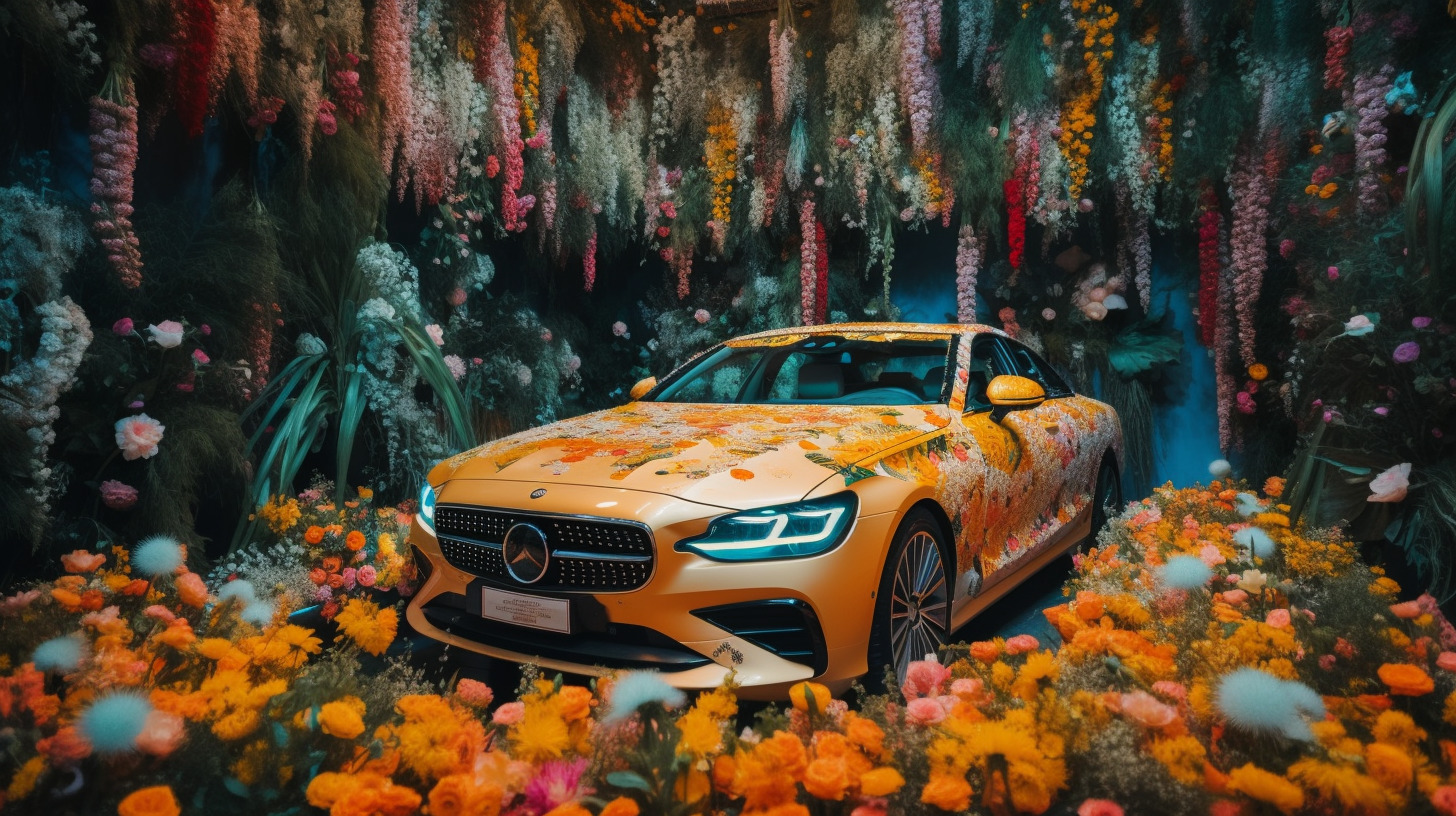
[859,766,905,796]
[1287,760,1389,814]
[510,698,572,763]
[1226,764,1304,814]
[6,756,45,801]
[334,598,398,656]
[1148,736,1205,786]
[789,681,832,715]
[676,706,725,759]
[1363,742,1413,794]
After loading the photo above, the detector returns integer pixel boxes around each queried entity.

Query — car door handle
[1043,424,1061,434]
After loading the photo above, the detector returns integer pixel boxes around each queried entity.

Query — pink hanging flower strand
[89,70,143,289]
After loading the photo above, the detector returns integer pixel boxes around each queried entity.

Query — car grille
[434,505,654,592]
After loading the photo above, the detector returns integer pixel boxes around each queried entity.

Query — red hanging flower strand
[174,0,219,138]
[1004,177,1026,270]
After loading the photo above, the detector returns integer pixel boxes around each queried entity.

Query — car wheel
[1085,456,1122,549]
[867,508,950,690]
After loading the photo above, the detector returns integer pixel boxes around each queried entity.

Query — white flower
[146,320,184,348]
[1236,569,1268,593]
[1342,314,1376,337]
[1367,463,1411,503]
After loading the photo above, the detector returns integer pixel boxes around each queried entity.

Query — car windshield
[651,335,953,406]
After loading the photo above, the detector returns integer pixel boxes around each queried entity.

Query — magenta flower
[112,317,134,336]
[523,758,592,813]
[192,348,210,365]
[1412,316,1432,329]
[100,480,139,510]
[1393,342,1420,363]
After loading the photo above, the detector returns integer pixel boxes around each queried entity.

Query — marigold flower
[920,771,972,812]
[304,525,325,544]
[346,530,367,551]
[968,640,1001,663]
[1226,764,1304,814]
[803,754,851,800]
[1378,663,1435,696]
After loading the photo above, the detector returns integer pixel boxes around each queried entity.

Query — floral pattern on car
[444,402,951,483]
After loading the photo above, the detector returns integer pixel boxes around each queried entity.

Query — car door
[957,335,1078,588]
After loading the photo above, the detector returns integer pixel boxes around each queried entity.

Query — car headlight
[675,493,858,562]
[417,480,438,535]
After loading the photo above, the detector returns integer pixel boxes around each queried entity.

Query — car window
[651,336,952,405]
[995,338,1073,398]
[963,337,1003,411]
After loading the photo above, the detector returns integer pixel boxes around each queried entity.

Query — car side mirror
[986,375,1045,421]
[628,376,657,401]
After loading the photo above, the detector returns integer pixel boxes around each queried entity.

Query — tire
[866,508,951,691]
[1085,456,1122,550]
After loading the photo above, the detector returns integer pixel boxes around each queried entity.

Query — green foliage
[1106,321,1183,377]
[1405,74,1456,279]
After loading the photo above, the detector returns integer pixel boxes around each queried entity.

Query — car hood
[435,402,952,509]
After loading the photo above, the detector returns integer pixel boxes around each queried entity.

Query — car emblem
[530,488,547,499]
[502,523,551,584]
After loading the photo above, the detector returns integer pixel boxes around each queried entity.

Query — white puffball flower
[131,535,185,577]
[1208,459,1233,479]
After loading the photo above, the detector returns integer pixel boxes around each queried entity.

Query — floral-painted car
[406,323,1122,698]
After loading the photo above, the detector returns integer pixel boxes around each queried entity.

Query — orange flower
[599,797,640,816]
[969,640,1001,663]
[427,774,502,816]
[117,785,181,816]
[176,571,208,607]
[1378,663,1435,696]
[1247,363,1269,381]
[920,771,972,812]
[558,685,595,721]
[322,556,343,573]
[542,804,591,816]
[346,531,366,551]
[803,755,850,800]
[61,549,106,573]
[859,766,905,797]
[51,587,83,610]
[304,526,325,544]
[1074,591,1104,621]
[309,568,328,586]
[121,578,150,596]
[320,699,367,739]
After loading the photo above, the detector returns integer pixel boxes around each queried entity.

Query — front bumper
[405,479,895,700]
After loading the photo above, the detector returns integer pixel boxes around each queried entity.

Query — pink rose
[492,701,525,725]
[448,288,468,306]
[341,567,357,591]
[1199,543,1226,566]
[1117,691,1178,728]
[112,317,134,336]
[114,414,165,460]
[146,320,185,348]
[136,709,186,757]
[191,348,210,365]
[1368,463,1411,503]
[425,324,445,346]
[904,696,947,726]
[1078,800,1125,816]
[1319,654,1337,670]
[1004,634,1040,655]
[99,480,139,510]
[1220,588,1249,605]
[611,321,628,337]
[694,309,711,324]
[902,656,952,700]
[357,565,377,587]
[1265,608,1292,628]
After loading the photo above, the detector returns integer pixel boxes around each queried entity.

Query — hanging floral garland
[799,194,818,325]
[1058,0,1118,199]
[1196,188,1222,347]
[89,70,143,290]
[955,224,982,324]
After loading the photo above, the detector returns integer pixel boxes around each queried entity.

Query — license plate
[480,587,571,634]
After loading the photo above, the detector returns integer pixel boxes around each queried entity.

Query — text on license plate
[480,587,571,634]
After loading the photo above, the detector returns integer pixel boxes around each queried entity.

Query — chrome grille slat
[435,505,654,592]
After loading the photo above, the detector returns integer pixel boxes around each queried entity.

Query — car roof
[725,322,1009,347]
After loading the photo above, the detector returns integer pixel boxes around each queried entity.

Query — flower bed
[2,480,1454,815]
